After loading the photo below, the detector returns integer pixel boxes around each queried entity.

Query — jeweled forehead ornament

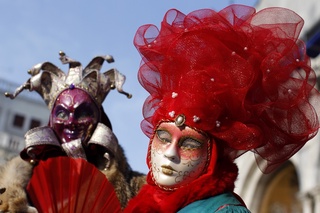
[5,51,132,109]
[175,114,186,127]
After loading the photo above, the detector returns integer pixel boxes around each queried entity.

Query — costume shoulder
[215,205,251,213]
[0,156,33,189]
[99,144,146,209]
[128,170,146,197]
[0,156,37,212]
[178,192,251,213]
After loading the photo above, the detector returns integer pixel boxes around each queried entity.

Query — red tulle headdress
[134,5,320,173]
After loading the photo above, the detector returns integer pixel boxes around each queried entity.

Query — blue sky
[0,0,257,173]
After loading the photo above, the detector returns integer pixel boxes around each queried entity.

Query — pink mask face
[150,122,211,189]
[50,89,100,144]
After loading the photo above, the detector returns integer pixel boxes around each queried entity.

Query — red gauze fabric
[134,5,320,173]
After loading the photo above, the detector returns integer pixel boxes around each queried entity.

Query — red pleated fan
[27,156,121,213]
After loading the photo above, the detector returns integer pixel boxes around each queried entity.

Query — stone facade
[0,79,48,164]
[235,1,320,212]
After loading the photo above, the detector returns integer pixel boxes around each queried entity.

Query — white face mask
[150,122,210,189]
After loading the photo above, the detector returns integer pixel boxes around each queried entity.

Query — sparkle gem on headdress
[175,114,186,127]
[244,47,248,51]
[172,92,178,98]
[266,69,271,73]
[288,89,292,93]
[210,78,215,82]
[69,83,75,90]
[296,59,300,62]
[216,120,221,128]
[309,132,316,138]
[193,115,200,122]
[169,111,175,118]
[148,44,152,48]
[231,51,236,56]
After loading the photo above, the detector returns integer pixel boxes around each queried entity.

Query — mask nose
[164,142,180,162]
[65,113,76,127]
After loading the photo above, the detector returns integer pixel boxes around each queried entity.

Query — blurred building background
[0,79,48,164]
[234,1,320,213]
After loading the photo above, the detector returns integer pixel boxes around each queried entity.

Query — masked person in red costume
[0,52,145,212]
[125,4,320,212]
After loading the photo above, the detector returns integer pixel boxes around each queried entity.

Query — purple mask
[49,88,100,144]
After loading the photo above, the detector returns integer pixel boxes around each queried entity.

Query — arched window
[258,162,302,213]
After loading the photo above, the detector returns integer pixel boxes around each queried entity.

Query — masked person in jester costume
[124,5,320,212]
[0,52,145,212]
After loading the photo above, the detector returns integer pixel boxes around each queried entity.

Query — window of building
[258,163,302,213]
[29,119,41,129]
[13,114,25,128]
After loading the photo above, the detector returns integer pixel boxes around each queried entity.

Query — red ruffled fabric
[134,5,320,173]
[124,158,238,213]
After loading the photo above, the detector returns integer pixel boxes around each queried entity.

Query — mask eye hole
[75,103,96,120]
[156,129,172,143]
[54,106,69,120]
[180,137,202,150]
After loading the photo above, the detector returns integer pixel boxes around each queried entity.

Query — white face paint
[150,122,210,189]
